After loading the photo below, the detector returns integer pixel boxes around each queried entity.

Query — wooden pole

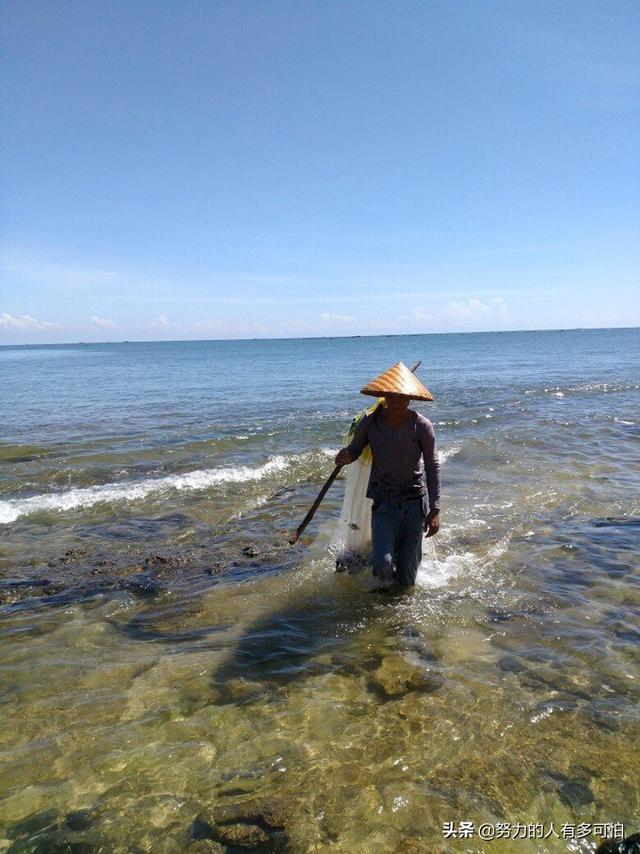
[288,360,422,545]
[288,465,342,544]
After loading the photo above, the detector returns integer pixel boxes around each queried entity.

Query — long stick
[288,360,422,545]
[288,465,342,544]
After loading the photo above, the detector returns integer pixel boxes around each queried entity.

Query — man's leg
[370,502,399,586]
[395,500,424,588]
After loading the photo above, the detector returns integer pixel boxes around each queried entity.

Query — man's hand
[335,449,353,466]
[425,509,440,537]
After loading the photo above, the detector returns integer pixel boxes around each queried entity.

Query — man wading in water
[335,362,441,591]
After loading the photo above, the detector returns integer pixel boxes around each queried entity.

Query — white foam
[438,445,460,464]
[416,529,511,591]
[0,451,331,525]
[417,547,479,589]
[487,534,511,560]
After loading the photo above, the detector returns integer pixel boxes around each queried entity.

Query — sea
[1,329,639,851]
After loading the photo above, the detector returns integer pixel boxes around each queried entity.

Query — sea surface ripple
[1,329,639,851]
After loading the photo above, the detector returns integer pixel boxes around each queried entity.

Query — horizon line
[1,323,639,348]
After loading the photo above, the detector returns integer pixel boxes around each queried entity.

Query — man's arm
[419,419,441,536]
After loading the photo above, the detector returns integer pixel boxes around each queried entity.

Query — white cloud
[90,315,117,329]
[194,318,267,337]
[442,298,493,321]
[0,312,58,331]
[402,296,509,330]
[490,295,509,321]
[319,312,356,323]
[149,314,171,328]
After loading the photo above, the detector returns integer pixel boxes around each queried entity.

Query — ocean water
[0,329,639,852]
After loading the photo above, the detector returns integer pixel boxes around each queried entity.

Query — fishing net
[334,402,381,572]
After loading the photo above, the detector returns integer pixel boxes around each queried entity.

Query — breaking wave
[0,450,335,525]
[438,445,461,464]
[0,442,459,526]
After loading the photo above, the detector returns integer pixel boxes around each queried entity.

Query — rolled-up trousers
[370,497,426,588]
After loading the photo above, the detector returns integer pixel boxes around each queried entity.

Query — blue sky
[1,1,638,343]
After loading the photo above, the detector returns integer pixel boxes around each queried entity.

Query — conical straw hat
[360,362,433,400]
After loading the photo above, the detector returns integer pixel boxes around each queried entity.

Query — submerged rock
[497,654,526,673]
[192,797,291,850]
[144,553,190,571]
[0,577,65,605]
[47,548,88,566]
[596,831,640,853]
[64,809,95,832]
[214,677,273,706]
[7,809,60,839]
[213,822,270,847]
[518,666,594,700]
[587,704,621,733]
[541,765,597,808]
[368,654,444,700]
[6,808,98,853]
[122,572,167,598]
[189,841,225,852]
[1,502,300,610]
[558,780,595,809]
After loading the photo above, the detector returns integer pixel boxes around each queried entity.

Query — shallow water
[1,330,639,851]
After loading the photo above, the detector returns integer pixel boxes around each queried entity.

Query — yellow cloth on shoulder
[343,399,384,464]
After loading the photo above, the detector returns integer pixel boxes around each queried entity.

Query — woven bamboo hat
[360,362,433,401]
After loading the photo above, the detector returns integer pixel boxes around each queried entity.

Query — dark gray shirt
[345,408,441,510]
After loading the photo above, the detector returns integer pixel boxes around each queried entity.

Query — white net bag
[334,404,380,572]
[335,456,373,571]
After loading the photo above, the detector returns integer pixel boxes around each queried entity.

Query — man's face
[384,393,410,413]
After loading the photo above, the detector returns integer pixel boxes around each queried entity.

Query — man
[335,362,441,590]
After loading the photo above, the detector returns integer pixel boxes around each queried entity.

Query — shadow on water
[209,572,442,703]
[219,510,640,705]
[212,595,348,690]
